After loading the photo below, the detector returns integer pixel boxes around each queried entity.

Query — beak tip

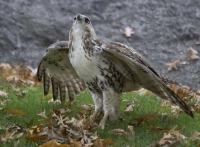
[77,14,81,20]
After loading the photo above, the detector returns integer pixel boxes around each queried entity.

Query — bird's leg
[99,88,121,129]
[90,92,103,120]
[99,112,109,129]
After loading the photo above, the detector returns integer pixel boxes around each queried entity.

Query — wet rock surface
[0,0,199,89]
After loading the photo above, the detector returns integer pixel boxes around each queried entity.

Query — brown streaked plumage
[37,14,193,129]
[69,14,193,129]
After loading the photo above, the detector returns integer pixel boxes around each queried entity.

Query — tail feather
[161,84,193,118]
[159,75,180,85]
[137,72,194,118]
[143,79,194,118]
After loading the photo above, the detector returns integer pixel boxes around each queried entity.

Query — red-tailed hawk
[37,14,193,129]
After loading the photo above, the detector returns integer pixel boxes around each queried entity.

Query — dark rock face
[0,0,200,89]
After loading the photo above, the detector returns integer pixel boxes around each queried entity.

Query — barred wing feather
[103,41,193,118]
[37,41,86,103]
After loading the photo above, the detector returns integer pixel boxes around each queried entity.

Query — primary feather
[37,41,86,102]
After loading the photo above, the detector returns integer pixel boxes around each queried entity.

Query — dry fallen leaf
[187,54,199,60]
[39,140,70,147]
[171,105,182,117]
[149,126,168,133]
[128,88,154,96]
[196,37,200,45]
[124,27,134,37]
[167,58,182,71]
[151,125,186,146]
[102,138,113,147]
[38,110,52,128]
[187,47,199,60]
[128,125,135,137]
[111,129,130,137]
[0,98,7,106]
[14,140,20,147]
[26,134,40,143]
[187,47,198,55]
[27,65,37,78]
[158,133,176,145]
[133,112,158,126]
[137,88,154,96]
[69,138,84,147]
[1,129,17,142]
[1,63,38,86]
[189,132,200,141]
[169,84,194,101]
[78,104,93,117]
[35,108,99,145]
[28,125,43,134]
[94,138,103,147]
[0,63,12,75]
[94,138,113,147]
[38,110,48,119]
[168,125,187,141]
[14,132,24,140]
[0,91,8,98]
[7,108,26,116]
[124,102,135,112]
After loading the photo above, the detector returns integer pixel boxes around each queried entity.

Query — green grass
[0,78,200,147]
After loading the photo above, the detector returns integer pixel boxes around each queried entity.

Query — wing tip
[37,62,44,82]
[187,109,194,119]
[44,90,49,96]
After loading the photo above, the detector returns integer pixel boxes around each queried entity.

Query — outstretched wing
[101,41,193,118]
[37,41,86,103]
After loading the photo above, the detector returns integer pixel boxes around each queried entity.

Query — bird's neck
[69,26,96,43]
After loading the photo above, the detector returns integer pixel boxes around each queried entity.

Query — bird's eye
[85,18,90,24]
[73,17,76,22]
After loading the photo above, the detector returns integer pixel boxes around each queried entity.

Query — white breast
[69,40,100,81]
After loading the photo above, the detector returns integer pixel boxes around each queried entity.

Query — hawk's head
[69,14,96,41]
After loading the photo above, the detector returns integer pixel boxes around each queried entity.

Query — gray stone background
[0,0,199,89]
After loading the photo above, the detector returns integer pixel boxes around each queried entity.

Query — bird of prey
[37,14,193,129]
